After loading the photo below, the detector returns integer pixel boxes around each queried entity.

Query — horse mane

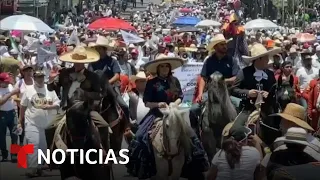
[207,72,237,126]
[94,69,117,102]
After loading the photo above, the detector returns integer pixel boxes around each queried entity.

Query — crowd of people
[1,0,320,179]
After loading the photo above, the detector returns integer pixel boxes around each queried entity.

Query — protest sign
[173,62,203,104]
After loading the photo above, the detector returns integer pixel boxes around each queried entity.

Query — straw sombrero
[144,54,184,74]
[90,36,116,48]
[269,103,314,131]
[242,43,281,62]
[59,46,100,63]
[184,44,198,52]
[206,34,232,51]
[130,71,147,82]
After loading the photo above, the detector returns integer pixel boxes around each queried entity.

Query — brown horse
[59,88,111,180]
[95,70,128,154]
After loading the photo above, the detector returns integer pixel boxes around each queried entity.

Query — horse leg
[171,151,185,180]
[152,147,169,180]
[110,124,124,155]
[59,158,77,180]
[201,129,216,162]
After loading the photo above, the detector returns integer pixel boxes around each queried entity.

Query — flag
[67,29,80,46]
[120,30,145,45]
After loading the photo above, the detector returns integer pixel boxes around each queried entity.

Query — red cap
[131,49,139,55]
[0,72,12,83]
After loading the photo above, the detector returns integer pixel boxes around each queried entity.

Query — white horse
[150,105,192,180]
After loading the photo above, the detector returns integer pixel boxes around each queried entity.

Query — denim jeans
[0,110,18,158]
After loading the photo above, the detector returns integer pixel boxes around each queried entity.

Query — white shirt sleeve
[211,150,221,165]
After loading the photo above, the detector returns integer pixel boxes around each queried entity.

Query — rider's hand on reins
[248,89,259,98]
[158,102,168,108]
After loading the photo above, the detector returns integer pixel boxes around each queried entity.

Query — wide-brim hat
[206,34,232,51]
[274,127,319,151]
[130,71,147,82]
[59,46,100,63]
[144,54,184,74]
[91,36,116,48]
[184,44,198,52]
[269,103,314,131]
[242,43,281,62]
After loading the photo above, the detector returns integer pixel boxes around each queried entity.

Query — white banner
[120,30,145,45]
[173,62,203,104]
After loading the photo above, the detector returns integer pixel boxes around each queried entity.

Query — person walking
[0,72,19,162]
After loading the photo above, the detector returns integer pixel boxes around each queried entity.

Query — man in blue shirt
[189,34,241,136]
[88,36,130,126]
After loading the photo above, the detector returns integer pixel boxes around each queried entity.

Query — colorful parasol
[296,33,316,43]
[88,18,136,31]
[179,8,192,13]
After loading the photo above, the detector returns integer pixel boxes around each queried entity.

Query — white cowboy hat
[206,34,232,51]
[242,43,281,62]
[59,46,100,63]
[274,127,319,151]
[130,71,147,82]
[144,54,184,74]
[91,36,116,48]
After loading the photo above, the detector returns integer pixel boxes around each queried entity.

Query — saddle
[48,111,108,153]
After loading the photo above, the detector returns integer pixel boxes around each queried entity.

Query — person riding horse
[126,54,209,180]
[46,46,110,153]
[87,36,131,133]
[229,43,281,133]
[190,34,240,137]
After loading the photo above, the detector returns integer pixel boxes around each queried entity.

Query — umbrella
[179,8,193,13]
[172,16,200,26]
[296,33,316,43]
[177,26,199,32]
[244,19,279,30]
[195,19,221,28]
[0,14,54,32]
[88,17,136,31]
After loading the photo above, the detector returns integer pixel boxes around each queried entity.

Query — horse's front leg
[171,150,185,180]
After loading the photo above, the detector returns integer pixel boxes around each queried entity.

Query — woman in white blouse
[128,71,149,125]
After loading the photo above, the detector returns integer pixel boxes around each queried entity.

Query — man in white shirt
[0,72,20,162]
[19,70,60,177]
[296,54,319,109]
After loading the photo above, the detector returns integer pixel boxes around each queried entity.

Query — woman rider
[127,54,209,180]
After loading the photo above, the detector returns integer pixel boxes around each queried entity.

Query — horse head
[276,75,297,110]
[206,72,237,127]
[66,88,97,150]
[161,105,192,156]
[259,77,296,146]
